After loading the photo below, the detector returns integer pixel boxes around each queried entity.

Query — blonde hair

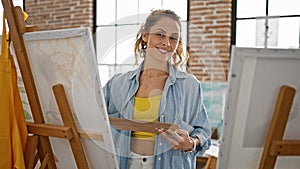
[134,9,189,67]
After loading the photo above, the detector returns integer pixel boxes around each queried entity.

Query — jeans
[129,151,154,169]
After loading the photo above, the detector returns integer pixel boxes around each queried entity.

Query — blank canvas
[218,46,300,169]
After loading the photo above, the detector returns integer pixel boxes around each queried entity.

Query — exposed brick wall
[25,0,93,31]
[24,0,231,82]
[189,0,231,82]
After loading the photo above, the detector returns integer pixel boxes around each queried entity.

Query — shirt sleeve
[102,76,120,118]
[189,83,212,156]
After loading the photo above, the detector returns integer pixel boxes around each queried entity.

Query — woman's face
[142,16,181,62]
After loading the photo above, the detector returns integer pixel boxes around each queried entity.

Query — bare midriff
[130,137,156,156]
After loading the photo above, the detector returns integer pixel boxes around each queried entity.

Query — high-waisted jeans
[129,151,154,169]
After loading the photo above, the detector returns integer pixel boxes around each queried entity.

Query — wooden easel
[1,0,89,168]
[259,85,300,169]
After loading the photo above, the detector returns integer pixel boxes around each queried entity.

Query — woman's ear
[141,32,148,43]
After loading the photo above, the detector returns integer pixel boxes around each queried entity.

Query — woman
[103,9,211,169]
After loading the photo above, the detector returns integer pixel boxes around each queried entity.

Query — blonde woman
[103,9,211,169]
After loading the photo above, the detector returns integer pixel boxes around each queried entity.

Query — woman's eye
[156,33,164,37]
[170,37,178,41]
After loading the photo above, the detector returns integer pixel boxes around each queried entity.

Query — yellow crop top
[131,95,162,140]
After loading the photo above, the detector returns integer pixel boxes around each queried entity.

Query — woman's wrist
[184,137,197,152]
[193,137,200,147]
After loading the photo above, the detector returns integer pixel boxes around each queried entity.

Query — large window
[95,0,188,85]
[232,0,300,48]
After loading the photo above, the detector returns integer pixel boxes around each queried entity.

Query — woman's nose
[162,37,171,47]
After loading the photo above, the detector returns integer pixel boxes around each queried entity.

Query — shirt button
[142,158,147,162]
[158,157,161,161]
[159,142,162,146]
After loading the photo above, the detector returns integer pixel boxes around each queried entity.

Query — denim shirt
[102,62,211,169]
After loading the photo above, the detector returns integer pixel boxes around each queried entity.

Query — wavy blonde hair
[134,9,189,67]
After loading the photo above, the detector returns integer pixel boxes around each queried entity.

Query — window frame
[231,0,300,49]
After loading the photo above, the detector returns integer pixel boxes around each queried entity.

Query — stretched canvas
[20,27,118,169]
[218,46,300,169]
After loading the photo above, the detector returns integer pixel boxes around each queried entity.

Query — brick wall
[189,0,231,82]
[25,0,93,31]
[24,0,231,82]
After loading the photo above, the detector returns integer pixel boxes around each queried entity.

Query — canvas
[19,27,119,169]
[218,46,300,169]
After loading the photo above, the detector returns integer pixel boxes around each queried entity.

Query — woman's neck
[143,58,169,77]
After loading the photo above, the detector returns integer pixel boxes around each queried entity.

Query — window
[95,0,188,85]
[0,0,24,32]
[232,0,300,49]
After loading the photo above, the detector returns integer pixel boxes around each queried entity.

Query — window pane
[163,0,187,20]
[255,18,279,47]
[116,38,136,65]
[277,17,300,48]
[139,0,162,23]
[236,19,256,47]
[96,26,116,64]
[97,0,115,25]
[139,0,162,13]
[117,0,138,24]
[0,0,23,32]
[98,64,137,86]
[98,65,115,87]
[237,0,266,18]
[116,25,139,64]
[269,0,300,16]
[237,18,300,49]
[115,65,137,76]
[138,13,150,25]
[98,65,111,87]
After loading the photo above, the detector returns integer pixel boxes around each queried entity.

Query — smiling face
[142,16,181,62]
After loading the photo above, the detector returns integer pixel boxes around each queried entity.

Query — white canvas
[21,27,119,169]
[218,46,300,169]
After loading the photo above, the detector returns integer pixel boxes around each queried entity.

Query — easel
[1,0,90,168]
[259,85,300,169]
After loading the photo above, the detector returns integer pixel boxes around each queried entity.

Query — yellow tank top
[131,95,162,140]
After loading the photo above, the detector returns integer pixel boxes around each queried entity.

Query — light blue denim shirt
[103,62,211,169]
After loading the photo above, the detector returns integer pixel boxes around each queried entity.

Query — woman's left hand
[158,129,194,151]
